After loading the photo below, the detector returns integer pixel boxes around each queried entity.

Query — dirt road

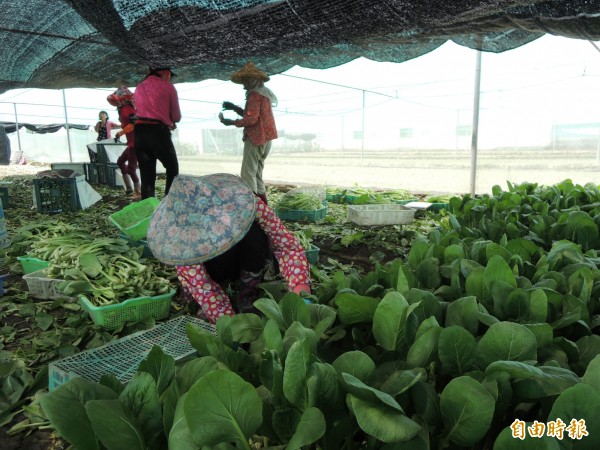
[178,148,600,195]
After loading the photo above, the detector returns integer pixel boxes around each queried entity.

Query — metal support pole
[596,124,600,165]
[13,103,22,155]
[341,115,345,155]
[62,89,73,162]
[469,48,482,196]
[361,90,366,162]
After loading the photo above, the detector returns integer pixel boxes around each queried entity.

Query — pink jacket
[134,75,181,128]
[95,120,119,138]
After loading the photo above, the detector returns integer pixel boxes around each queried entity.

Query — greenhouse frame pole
[361,90,366,161]
[469,47,482,196]
[13,103,22,154]
[62,90,73,162]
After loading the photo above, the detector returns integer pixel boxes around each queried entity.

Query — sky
[2,34,600,158]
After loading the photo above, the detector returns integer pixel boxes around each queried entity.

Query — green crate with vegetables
[293,230,319,264]
[325,187,344,203]
[79,289,175,330]
[305,244,320,264]
[275,192,328,222]
[109,197,160,241]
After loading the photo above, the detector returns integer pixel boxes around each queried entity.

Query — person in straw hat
[107,86,141,198]
[147,173,311,323]
[219,61,278,205]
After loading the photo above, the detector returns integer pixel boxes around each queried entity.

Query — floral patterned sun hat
[147,173,257,265]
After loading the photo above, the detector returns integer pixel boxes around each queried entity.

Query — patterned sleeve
[234,91,260,128]
[176,264,234,324]
[254,198,311,291]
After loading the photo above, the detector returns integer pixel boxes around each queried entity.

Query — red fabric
[117,103,136,147]
[233,91,277,146]
[134,75,181,128]
[176,198,310,323]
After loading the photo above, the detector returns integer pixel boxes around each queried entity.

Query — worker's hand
[292,283,311,297]
[222,101,236,111]
[219,112,234,126]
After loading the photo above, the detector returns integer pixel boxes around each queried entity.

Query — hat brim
[147,174,257,266]
[152,67,177,78]
[231,72,269,84]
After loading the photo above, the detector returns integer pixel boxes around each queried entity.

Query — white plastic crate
[48,315,216,390]
[22,268,74,300]
[347,204,416,226]
[286,186,326,201]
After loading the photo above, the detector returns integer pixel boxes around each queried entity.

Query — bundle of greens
[2,221,87,259]
[276,193,323,211]
[38,237,172,306]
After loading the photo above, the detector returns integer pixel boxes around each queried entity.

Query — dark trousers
[134,124,179,199]
[204,222,270,284]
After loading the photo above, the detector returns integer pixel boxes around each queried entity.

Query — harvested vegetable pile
[275,192,323,211]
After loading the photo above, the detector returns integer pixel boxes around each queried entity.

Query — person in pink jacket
[94,111,119,141]
[133,67,181,199]
[147,173,312,323]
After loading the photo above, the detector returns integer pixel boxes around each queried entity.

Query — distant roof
[2,1,600,94]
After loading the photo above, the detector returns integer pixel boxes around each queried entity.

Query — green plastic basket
[48,315,216,391]
[79,289,175,330]
[17,256,50,274]
[109,197,160,241]
[429,202,450,212]
[305,244,320,264]
[276,202,328,222]
[325,192,343,203]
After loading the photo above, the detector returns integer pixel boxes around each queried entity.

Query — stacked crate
[86,144,121,188]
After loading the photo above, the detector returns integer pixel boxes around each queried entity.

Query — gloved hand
[222,101,244,116]
[218,112,235,126]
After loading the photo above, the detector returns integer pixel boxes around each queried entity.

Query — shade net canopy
[2,0,600,94]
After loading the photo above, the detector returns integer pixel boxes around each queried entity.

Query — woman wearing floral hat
[219,61,278,205]
[107,87,141,198]
[147,173,311,324]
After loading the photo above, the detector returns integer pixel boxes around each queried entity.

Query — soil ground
[177,147,600,195]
